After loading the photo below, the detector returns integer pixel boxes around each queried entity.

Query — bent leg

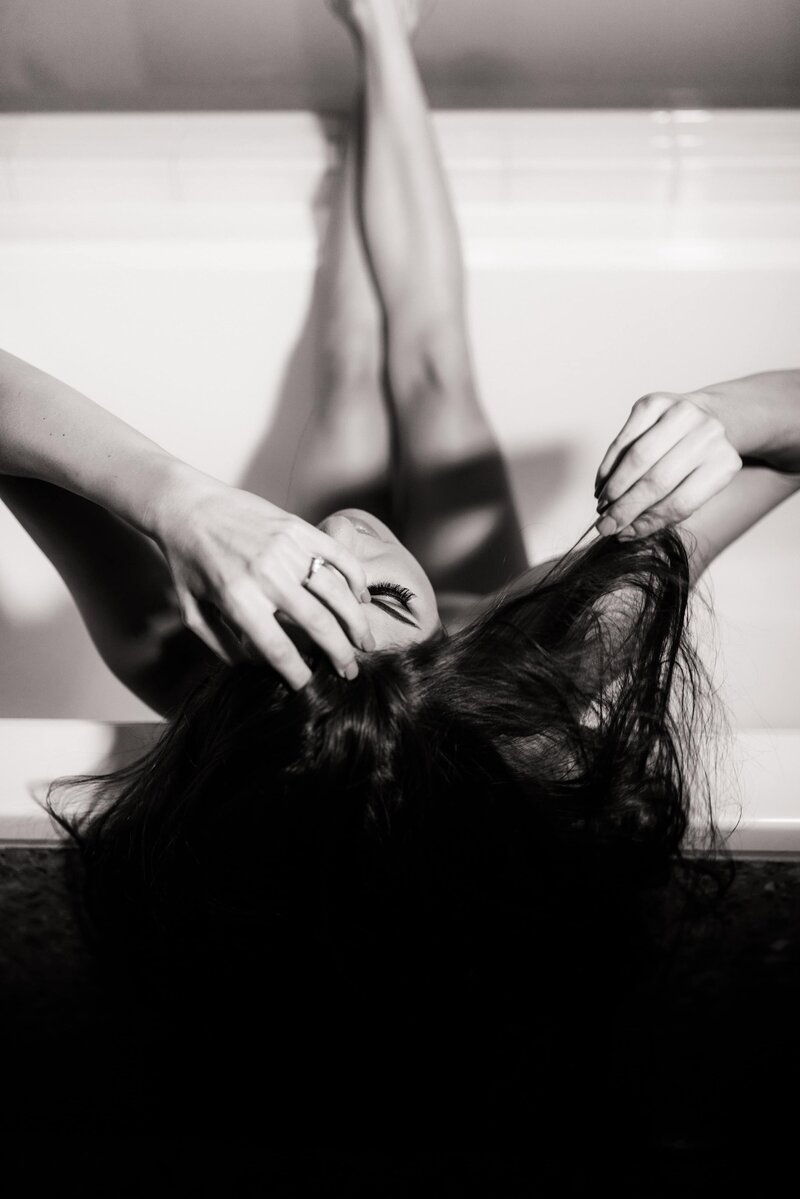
[287,105,393,528]
[339,0,528,593]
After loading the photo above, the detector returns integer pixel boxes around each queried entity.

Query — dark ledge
[2,846,798,1191]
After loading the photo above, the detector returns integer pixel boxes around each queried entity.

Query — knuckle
[219,574,247,607]
[603,476,623,502]
[638,392,667,411]
[251,548,276,574]
[256,535,289,567]
[642,462,671,491]
[307,611,335,639]
[252,557,279,587]
[631,471,656,495]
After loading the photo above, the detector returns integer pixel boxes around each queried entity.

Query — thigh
[387,327,529,593]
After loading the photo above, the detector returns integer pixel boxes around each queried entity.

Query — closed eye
[368,581,416,607]
[368,582,420,629]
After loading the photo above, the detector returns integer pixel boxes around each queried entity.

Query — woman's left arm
[693,369,800,473]
[593,370,800,582]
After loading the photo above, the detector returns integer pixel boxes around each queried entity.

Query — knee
[387,317,474,408]
[320,327,382,396]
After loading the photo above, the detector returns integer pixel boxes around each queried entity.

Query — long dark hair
[48,528,725,1134]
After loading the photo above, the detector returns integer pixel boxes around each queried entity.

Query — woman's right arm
[0,349,374,701]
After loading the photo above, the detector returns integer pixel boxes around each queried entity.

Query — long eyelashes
[368,581,416,608]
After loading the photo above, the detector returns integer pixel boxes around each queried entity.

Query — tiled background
[0,110,798,725]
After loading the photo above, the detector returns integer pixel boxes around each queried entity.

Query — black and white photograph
[0,1,798,1192]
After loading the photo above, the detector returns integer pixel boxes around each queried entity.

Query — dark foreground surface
[1,846,798,1195]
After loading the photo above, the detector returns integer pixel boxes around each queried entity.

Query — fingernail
[617,527,637,541]
[343,662,359,681]
[361,632,376,652]
[595,515,617,537]
[361,589,372,604]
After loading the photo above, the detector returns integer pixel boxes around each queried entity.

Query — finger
[279,580,363,678]
[223,579,313,690]
[598,421,720,533]
[241,552,368,667]
[616,461,735,540]
[305,529,371,604]
[305,562,376,652]
[594,394,674,496]
[597,400,704,507]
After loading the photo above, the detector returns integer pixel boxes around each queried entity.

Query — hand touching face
[153,477,376,689]
[316,509,441,649]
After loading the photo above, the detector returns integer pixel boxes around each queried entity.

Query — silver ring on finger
[302,555,327,588]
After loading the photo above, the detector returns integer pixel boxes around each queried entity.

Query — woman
[1,0,799,1136]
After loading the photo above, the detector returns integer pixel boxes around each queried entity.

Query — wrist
[689,374,800,471]
[688,385,748,455]
[140,457,221,544]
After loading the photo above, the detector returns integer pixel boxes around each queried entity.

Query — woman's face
[318,509,440,649]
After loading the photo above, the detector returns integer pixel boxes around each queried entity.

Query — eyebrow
[370,598,421,631]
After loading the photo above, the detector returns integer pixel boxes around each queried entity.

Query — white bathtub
[1,718,798,858]
[0,112,798,851]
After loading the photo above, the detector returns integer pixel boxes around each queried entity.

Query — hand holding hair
[593,392,743,541]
